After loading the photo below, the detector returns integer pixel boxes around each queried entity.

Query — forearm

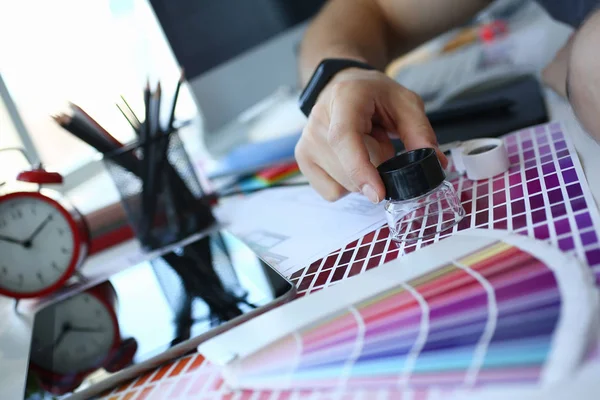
[542,34,575,98]
[298,0,392,84]
[567,9,600,141]
[299,0,492,85]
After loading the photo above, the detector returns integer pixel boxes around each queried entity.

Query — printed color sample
[290,122,600,295]
[226,241,561,390]
[101,123,600,399]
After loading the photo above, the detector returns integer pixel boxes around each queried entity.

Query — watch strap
[299,58,376,117]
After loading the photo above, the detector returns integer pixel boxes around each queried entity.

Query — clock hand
[35,324,103,356]
[54,325,71,349]
[23,214,53,247]
[35,324,70,354]
[68,325,104,333]
[0,234,24,245]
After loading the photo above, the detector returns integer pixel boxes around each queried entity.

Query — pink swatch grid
[289,122,600,296]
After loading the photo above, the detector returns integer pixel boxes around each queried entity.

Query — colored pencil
[120,95,141,127]
[116,103,139,134]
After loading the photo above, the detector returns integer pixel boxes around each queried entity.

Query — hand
[295,68,446,203]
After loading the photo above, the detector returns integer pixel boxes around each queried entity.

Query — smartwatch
[299,58,376,117]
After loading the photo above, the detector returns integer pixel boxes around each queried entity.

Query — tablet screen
[23,230,293,398]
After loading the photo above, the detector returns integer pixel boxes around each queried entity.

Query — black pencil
[69,103,123,149]
[145,82,163,233]
[140,79,152,237]
[151,82,161,139]
[53,113,116,154]
[142,80,151,145]
[68,103,142,172]
[167,69,184,132]
[53,112,140,175]
[53,112,135,174]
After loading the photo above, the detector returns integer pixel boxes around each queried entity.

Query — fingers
[436,148,449,169]
[327,91,385,203]
[391,90,436,148]
[295,138,348,201]
[390,88,448,168]
[294,70,451,204]
[369,125,396,163]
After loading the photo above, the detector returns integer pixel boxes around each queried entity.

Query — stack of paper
[215,186,386,275]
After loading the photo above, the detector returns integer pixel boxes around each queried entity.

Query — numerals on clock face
[0,196,75,294]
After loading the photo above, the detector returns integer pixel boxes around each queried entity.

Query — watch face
[30,291,117,375]
[0,195,76,295]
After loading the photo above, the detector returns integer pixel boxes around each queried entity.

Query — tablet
[23,230,296,399]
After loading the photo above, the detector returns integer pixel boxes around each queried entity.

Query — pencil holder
[104,130,215,250]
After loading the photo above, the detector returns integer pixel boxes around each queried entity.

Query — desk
[2,6,600,400]
[93,108,600,400]
[2,101,598,400]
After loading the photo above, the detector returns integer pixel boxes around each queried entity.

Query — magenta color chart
[289,122,600,297]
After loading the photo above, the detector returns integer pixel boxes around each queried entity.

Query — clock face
[30,291,117,375]
[0,195,76,295]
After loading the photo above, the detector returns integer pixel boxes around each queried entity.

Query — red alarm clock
[0,166,89,299]
[29,281,138,395]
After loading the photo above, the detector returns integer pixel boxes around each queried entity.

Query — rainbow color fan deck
[199,230,599,393]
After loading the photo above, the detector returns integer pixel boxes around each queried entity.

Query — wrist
[299,43,371,84]
[299,58,377,117]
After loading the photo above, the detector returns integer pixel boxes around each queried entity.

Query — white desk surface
[3,10,600,400]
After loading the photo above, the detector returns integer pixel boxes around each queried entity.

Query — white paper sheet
[214,186,386,275]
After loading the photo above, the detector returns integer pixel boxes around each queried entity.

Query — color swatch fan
[199,230,599,395]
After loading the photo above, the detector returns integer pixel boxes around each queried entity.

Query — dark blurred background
[151,0,327,79]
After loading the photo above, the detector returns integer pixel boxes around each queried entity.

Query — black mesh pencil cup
[104,130,215,250]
